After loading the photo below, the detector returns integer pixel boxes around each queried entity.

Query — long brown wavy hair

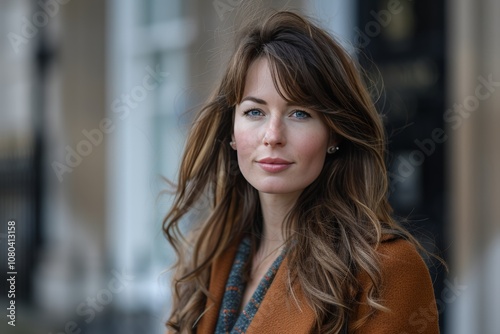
[164,10,426,333]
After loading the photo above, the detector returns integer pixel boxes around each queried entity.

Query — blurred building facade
[0,0,499,333]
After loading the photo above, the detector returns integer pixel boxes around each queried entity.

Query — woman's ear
[230,134,237,150]
[327,134,341,154]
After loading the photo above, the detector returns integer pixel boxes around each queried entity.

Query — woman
[164,10,440,334]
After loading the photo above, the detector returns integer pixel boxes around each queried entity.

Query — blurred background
[0,0,499,333]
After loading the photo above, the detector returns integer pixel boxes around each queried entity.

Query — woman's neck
[257,191,300,254]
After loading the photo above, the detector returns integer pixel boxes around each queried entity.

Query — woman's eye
[244,109,263,117]
[292,110,311,119]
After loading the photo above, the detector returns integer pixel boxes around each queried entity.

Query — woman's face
[232,57,331,197]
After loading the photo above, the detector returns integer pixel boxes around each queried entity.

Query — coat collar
[196,235,316,333]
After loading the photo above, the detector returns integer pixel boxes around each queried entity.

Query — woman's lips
[256,158,293,173]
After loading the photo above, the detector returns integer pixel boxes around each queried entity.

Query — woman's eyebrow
[240,96,297,107]
[241,96,267,105]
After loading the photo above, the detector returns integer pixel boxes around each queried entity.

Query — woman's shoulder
[376,234,430,276]
[373,233,434,292]
[352,234,439,333]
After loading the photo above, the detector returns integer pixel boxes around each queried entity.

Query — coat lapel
[246,256,316,333]
[196,237,241,333]
[196,238,317,334]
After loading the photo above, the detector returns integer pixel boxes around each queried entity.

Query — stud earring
[327,146,339,154]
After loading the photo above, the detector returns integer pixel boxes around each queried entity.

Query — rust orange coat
[195,236,439,333]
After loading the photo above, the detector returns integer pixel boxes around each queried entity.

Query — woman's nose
[262,116,286,147]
